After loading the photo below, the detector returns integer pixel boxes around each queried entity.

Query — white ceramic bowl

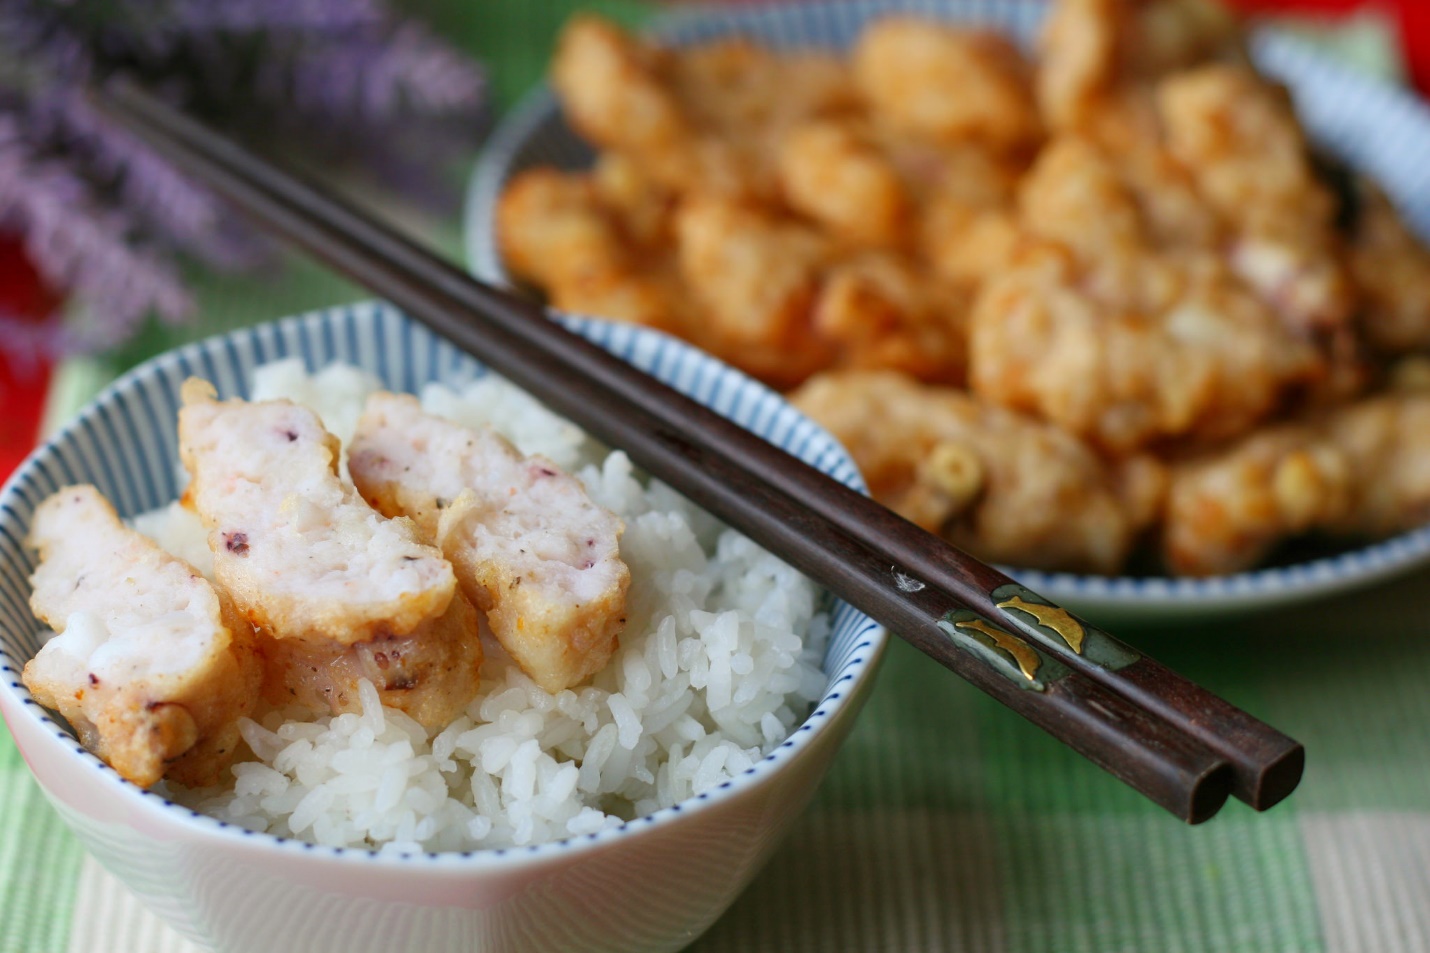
[0,302,888,953]
[463,0,1430,622]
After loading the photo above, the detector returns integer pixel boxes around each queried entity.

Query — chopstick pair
[92,77,1302,823]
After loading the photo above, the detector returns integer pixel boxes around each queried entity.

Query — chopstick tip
[1248,741,1305,813]
[1186,762,1235,825]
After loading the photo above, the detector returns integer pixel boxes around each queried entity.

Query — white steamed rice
[137,360,828,854]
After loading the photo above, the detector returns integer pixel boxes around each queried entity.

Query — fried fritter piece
[1037,0,1121,131]
[1321,394,1430,539]
[591,151,676,250]
[23,485,261,787]
[349,393,629,693]
[1158,66,1325,232]
[969,242,1321,452]
[551,16,690,174]
[1037,0,1243,130]
[867,133,1023,287]
[1163,426,1352,575]
[919,203,1023,288]
[552,17,857,203]
[258,592,484,728]
[1349,183,1430,354]
[777,119,910,248]
[178,380,481,728]
[988,128,1353,449]
[813,251,968,384]
[549,18,756,198]
[1163,393,1430,574]
[880,133,1022,207]
[1018,136,1143,259]
[793,370,1164,574]
[1035,12,1356,390]
[671,37,859,140]
[670,39,861,200]
[1158,65,1355,340]
[854,18,1041,153]
[496,167,682,332]
[497,168,625,289]
[674,196,835,387]
[179,380,456,646]
[1018,126,1220,257]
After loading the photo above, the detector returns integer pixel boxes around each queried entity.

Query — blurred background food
[494,0,1430,578]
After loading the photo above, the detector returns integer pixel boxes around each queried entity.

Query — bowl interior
[463,0,1430,618]
[0,301,886,861]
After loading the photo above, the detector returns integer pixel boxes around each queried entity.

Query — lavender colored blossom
[256,22,486,122]
[23,90,264,268]
[169,0,385,33]
[0,0,487,355]
[0,115,193,350]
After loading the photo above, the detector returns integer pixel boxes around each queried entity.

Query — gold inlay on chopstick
[955,620,1041,681]
[998,595,1085,654]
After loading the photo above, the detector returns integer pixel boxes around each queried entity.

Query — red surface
[0,238,56,484]
[1229,0,1430,94]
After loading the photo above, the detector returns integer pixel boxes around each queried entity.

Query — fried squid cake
[23,485,261,787]
[349,392,629,693]
[178,380,481,728]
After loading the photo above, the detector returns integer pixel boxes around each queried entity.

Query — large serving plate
[463,0,1430,622]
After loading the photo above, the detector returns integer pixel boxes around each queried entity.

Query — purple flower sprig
[0,0,486,354]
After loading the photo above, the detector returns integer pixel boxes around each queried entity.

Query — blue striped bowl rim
[0,302,887,866]
[462,0,1430,618]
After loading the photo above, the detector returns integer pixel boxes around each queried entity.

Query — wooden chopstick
[93,77,1303,822]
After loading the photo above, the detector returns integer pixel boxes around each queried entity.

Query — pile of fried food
[496,0,1430,578]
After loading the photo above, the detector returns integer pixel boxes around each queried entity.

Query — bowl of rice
[0,301,887,953]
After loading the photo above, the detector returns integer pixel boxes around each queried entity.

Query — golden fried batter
[257,590,484,729]
[178,381,482,728]
[1018,136,1144,259]
[854,18,1041,153]
[552,16,857,203]
[1322,394,1430,539]
[777,119,910,248]
[499,2,1430,576]
[1164,393,1430,574]
[24,485,261,787]
[1037,0,1243,131]
[1164,426,1351,575]
[350,393,629,693]
[497,169,623,289]
[551,16,691,182]
[674,196,834,387]
[1350,183,1430,355]
[812,251,968,385]
[1159,65,1356,339]
[496,168,682,333]
[970,242,1321,452]
[793,370,1164,573]
[591,151,675,250]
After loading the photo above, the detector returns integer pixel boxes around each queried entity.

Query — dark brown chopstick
[93,77,1302,822]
